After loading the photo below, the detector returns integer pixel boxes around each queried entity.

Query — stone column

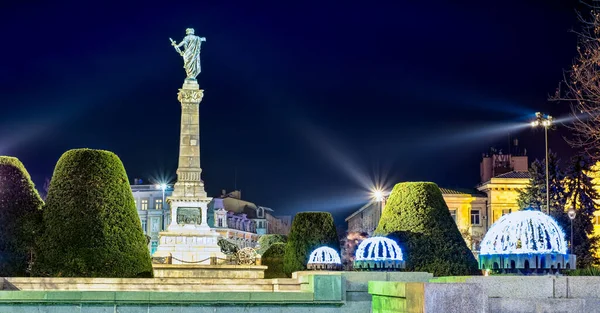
[172,78,207,199]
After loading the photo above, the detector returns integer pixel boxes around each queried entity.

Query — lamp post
[531,112,553,214]
[568,208,576,253]
[372,189,388,234]
[156,183,168,229]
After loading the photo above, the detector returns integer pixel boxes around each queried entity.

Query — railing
[153,252,261,266]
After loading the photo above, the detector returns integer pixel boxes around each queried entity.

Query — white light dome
[480,209,567,255]
[355,237,403,261]
[308,247,341,264]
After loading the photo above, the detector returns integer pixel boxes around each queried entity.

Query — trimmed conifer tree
[565,154,599,267]
[257,234,287,255]
[262,242,287,278]
[283,212,338,276]
[375,182,480,276]
[0,157,44,276]
[33,149,152,277]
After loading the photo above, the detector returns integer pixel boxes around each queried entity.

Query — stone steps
[2,277,302,292]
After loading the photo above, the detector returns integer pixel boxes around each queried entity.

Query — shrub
[564,267,600,276]
[283,212,338,276]
[33,149,152,277]
[257,234,287,255]
[0,157,44,276]
[262,242,287,278]
[375,182,480,276]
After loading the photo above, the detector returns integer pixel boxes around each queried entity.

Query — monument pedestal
[152,78,226,266]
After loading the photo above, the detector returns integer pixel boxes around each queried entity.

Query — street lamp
[156,183,169,229]
[531,112,553,214]
[373,189,385,202]
[568,208,576,253]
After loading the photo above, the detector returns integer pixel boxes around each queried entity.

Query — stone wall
[371,276,600,313]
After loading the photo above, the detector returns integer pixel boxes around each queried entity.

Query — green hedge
[33,149,153,277]
[283,212,338,276]
[0,157,44,276]
[375,182,480,276]
[257,234,287,255]
[262,242,287,278]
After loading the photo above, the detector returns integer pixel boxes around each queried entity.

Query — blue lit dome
[355,237,403,261]
[480,209,567,255]
[308,247,341,265]
[307,246,341,270]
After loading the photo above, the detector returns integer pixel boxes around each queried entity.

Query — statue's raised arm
[170,28,206,80]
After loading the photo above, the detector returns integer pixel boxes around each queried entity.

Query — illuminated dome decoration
[480,210,567,255]
[354,237,405,270]
[479,208,576,274]
[307,246,341,270]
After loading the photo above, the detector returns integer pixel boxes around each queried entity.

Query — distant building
[345,201,383,237]
[346,148,530,254]
[131,180,172,255]
[131,180,289,253]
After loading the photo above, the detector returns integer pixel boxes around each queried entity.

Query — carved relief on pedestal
[177,89,204,103]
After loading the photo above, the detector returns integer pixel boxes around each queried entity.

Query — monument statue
[170,28,206,79]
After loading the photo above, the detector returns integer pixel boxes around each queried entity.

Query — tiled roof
[494,171,530,179]
[439,187,487,197]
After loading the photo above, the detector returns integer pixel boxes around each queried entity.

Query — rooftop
[439,187,487,197]
[493,171,530,179]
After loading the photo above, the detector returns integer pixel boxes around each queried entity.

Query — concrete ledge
[4,277,298,292]
[0,290,318,304]
[152,264,267,279]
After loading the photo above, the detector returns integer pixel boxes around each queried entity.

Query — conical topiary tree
[375,182,480,276]
[283,212,338,276]
[262,242,287,278]
[33,149,152,277]
[257,234,287,255]
[0,157,44,276]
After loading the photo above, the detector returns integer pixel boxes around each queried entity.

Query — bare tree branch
[551,2,600,159]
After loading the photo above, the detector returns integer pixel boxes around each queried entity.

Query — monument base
[152,264,268,279]
[152,229,226,265]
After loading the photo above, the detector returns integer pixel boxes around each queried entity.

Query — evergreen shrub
[0,157,44,276]
[33,149,152,277]
[283,212,338,276]
[375,182,480,276]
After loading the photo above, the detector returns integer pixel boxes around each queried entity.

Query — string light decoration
[307,246,342,270]
[478,208,576,273]
[480,210,567,255]
[354,237,405,270]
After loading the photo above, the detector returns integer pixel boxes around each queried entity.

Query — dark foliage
[257,234,287,255]
[375,182,480,276]
[0,157,44,276]
[517,152,569,232]
[33,149,152,277]
[283,212,338,276]
[262,242,287,278]
[565,154,600,267]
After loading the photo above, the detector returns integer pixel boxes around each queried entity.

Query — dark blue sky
[0,0,584,224]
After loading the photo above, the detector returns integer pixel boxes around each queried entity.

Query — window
[141,220,147,233]
[471,210,481,225]
[449,209,457,222]
[134,200,138,209]
[141,199,148,211]
[502,208,512,216]
[218,217,223,227]
[155,199,163,210]
[594,215,600,226]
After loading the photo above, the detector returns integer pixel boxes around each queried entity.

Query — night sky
[0,0,586,225]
